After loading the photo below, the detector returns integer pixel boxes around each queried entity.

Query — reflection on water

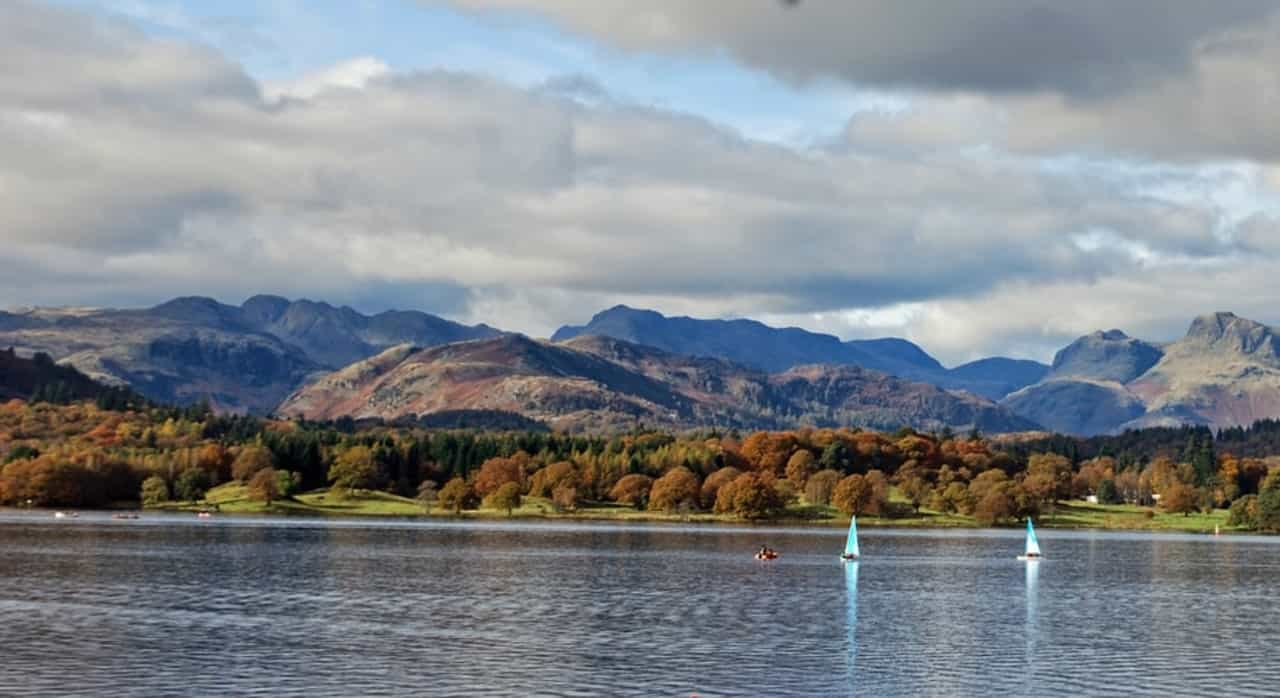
[3,512,1280,697]
[1025,559,1039,682]
[844,561,860,695]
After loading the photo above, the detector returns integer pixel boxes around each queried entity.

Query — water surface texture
[1,512,1276,697]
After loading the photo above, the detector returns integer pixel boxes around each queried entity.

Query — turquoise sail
[1025,518,1042,557]
[844,516,860,558]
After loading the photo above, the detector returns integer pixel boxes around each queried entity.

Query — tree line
[5,399,1280,528]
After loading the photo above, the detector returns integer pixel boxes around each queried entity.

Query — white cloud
[3,0,1280,366]
[265,57,391,100]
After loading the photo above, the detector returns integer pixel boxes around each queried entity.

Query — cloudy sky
[6,0,1280,364]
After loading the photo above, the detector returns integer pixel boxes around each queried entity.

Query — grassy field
[156,483,1233,533]
[1038,501,1228,533]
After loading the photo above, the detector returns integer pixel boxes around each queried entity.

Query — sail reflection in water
[844,561,860,693]
[1025,555,1040,680]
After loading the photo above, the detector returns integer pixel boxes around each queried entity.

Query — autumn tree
[609,474,654,510]
[932,481,972,515]
[528,461,579,498]
[784,450,816,488]
[863,470,890,516]
[700,467,741,509]
[551,484,579,512]
[195,443,232,483]
[804,469,841,506]
[973,484,1015,525]
[328,445,379,494]
[648,466,700,512]
[1161,482,1199,517]
[899,475,932,514]
[740,432,797,477]
[473,455,527,498]
[483,481,522,516]
[232,444,275,482]
[833,474,871,516]
[1026,453,1072,503]
[773,478,799,505]
[437,477,476,514]
[714,472,784,519]
[247,467,280,504]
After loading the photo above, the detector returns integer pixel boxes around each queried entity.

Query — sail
[844,516,860,558]
[1025,519,1042,557]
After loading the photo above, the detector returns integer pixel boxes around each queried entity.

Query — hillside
[0,296,499,413]
[0,348,118,403]
[279,333,1040,433]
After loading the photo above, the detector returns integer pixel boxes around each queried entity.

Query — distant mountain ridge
[279,333,1040,433]
[11,294,1280,437]
[0,296,499,413]
[1001,312,1280,435]
[552,305,1048,399]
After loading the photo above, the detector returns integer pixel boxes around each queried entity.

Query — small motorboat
[112,513,140,520]
[196,511,212,519]
[53,511,67,519]
[754,548,779,561]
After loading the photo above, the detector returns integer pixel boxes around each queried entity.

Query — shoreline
[4,497,1237,535]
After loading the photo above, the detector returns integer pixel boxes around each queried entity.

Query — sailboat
[840,516,860,561]
[1017,518,1043,560]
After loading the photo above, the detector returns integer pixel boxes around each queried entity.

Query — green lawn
[1039,501,1229,532]
[164,482,425,517]
[157,484,1232,533]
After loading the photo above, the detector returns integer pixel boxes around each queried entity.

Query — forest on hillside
[4,396,1280,531]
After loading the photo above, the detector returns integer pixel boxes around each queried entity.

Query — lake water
[1,512,1277,697]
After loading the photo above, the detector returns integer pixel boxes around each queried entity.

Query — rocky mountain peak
[1048,328,1163,383]
[1184,312,1277,356]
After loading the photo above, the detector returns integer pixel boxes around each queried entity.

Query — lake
[1,511,1277,697]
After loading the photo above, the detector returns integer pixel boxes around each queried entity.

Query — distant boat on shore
[840,516,860,561]
[1017,519,1043,561]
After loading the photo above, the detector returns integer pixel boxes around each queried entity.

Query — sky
[5,0,1280,365]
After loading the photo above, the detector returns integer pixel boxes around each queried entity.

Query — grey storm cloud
[444,0,1274,97]
[446,0,1280,162]
[1,0,1277,362]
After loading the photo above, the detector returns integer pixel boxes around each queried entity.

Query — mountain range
[7,295,1280,437]
[0,296,497,412]
[553,305,1049,400]
[277,334,1038,433]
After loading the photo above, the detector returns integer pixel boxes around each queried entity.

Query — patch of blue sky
[54,0,894,148]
